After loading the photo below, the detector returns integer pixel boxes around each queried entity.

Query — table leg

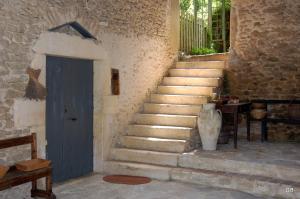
[261,119,267,142]
[246,112,251,141]
[46,170,56,199]
[46,175,52,194]
[31,180,37,197]
[265,123,268,141]
[234,110,238,149]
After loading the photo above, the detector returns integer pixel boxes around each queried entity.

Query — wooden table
[251,99,300,142]
[217,102,252,149]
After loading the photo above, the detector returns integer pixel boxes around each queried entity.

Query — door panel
[46,56,93,183]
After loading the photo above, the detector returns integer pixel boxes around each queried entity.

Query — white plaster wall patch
[33,32,108,60]
[13,98,45,128]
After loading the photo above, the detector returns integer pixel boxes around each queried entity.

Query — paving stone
[51,174,265,199]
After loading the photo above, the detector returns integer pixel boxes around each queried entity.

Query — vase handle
[216,109,222,118]
[198,105,204,117]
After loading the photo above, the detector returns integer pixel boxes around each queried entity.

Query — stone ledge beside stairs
[103,160,300,199]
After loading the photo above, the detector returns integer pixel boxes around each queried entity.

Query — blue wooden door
[46,56,93,183]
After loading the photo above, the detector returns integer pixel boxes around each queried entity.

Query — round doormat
[103,175,151,185]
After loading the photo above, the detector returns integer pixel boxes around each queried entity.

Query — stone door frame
[28,31,108,172]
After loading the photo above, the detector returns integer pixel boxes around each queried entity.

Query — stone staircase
[104,60,300,199]
[105,61,222,169]
[117,60,223,155]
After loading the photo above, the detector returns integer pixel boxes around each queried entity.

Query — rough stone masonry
[0,0,299,197]
[229,0,300,141]
[0,0,177,157]
[0,0,179,197]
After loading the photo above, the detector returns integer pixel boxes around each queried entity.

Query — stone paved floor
[53,174,268,199]
[193,138,300,168]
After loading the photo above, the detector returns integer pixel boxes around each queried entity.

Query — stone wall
[0,0,179,196]
[229,0,300,141]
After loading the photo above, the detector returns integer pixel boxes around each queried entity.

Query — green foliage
[180,0,202,15]
[190,47,216,55]
[224,0,231,10]
[193,0,201,14]
[180,0,191,13]
[212,0,231,52]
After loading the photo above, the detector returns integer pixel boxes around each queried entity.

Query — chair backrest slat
[0,134,36,151]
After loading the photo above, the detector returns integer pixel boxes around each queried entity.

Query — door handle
[67,117,77,121]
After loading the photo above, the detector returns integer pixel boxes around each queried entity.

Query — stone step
[176,61,225,69]
[178,153,300,184]
[162,77,220,87]
[111,148,179,167]
[103,161,171,181]
[151,94,208,105]
[181,53,228,61]
[143,103,201,116]
[169,69,223,78]
[121,136,189,153]
[157,86,215,96]
[104,161,300,198]
[172,168,300,199]
[133,113,197,128]
[127,124,193,140]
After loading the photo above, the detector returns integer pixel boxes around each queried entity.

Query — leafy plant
[224,0,231,10]
[190,47,216,55]
[212,0,231,52]
[180,0,191,14]
[193,0,201,17]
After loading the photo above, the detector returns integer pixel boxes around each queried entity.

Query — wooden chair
[0,133,56,199]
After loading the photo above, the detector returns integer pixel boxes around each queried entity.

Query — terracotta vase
[197,103,222,150]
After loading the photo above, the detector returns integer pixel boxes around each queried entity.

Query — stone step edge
[104,160,300,186]
[125,125,198,140]
[162,77,222,81]
[176,61,225,66]
[129,123,198,129]
[126,124,195,131]
[140,113,200,117]
[179,154,300,183]
[109,148,300,183]
[151,93,214,97]
[174,167,300,186]
[177,61,224,63]
[126,127,196,138]
[150,94,212,101]
[169,68,223,71]
[163,76,222,79]
[104,161,300,198]
[121,136,196,153]
[123,135,188,143]
[109,146,300,183]
[112,147,182,156]
[143,103,202,113]
[174,67,224,70]
[143,103,202,108]
[157,85,217,88]
[110,147,181,168]
[134,113,198,118]
[172,168,300,199]
[127,124,195,129]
